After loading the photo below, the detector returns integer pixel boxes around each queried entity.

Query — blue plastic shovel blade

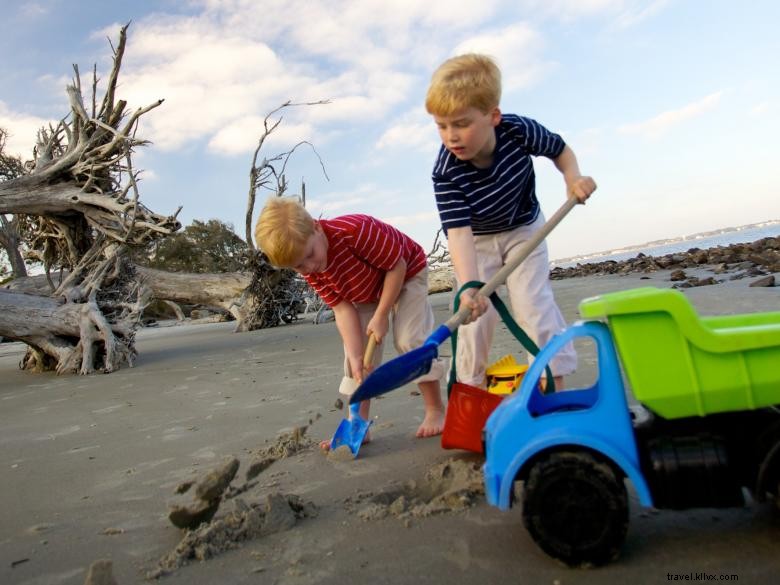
[349,343,439,404]
[330,403,372,456]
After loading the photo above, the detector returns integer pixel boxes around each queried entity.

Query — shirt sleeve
[345,215,403,271]
[509,115,566,158]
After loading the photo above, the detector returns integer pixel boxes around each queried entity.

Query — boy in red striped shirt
[255,197,446,448]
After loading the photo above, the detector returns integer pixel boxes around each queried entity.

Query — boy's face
[291,222,328,275]
[434,106,501,168]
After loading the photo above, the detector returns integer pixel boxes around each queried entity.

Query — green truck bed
[579,287,780,419]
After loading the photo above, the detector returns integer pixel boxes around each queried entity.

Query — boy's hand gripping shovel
[350,197,579,405]
[330,335,378,457]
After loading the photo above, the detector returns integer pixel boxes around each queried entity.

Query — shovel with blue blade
[350,197,578,405]
[330,335,378,457]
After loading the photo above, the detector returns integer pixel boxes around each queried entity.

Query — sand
[1,268,779,584]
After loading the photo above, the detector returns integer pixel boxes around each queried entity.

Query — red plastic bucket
[441,383,504,453]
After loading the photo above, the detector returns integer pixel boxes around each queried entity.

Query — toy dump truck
[483,287,780,566]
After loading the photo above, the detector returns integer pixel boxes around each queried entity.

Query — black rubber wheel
[522,451,628,567]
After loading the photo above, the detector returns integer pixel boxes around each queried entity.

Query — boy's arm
[366,258,406,343]
[446,226,489,323]
[552,145,597,202]
[332,301,367,382]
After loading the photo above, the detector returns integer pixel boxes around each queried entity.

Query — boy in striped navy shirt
[425,53,597,390]
[255,197,446,447]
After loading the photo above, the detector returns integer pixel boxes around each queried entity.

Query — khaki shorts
[338,267,447,395]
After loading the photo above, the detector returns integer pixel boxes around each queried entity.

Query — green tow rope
[447,281,556,397]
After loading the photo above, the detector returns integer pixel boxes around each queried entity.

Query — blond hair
[254,197,314,267]
[425,53,501,116]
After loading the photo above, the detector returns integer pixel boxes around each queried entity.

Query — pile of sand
[148,426,319,579]
[245,424,315,480]
[148,493,316,579]
[347,458,485,523]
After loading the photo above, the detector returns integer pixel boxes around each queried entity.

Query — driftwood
[0,24,179,373]
[0,251,147,373]
[3,265,284,333]
[136,266,258,330]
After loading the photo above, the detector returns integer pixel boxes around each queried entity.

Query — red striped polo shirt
[304,214,427,307]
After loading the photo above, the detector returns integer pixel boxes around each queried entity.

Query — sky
[1,0,779,262]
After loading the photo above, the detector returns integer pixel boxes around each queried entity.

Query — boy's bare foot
[416,407,445,438]
[319,431,371,452]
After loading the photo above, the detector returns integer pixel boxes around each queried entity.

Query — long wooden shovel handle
[444,197,579,333]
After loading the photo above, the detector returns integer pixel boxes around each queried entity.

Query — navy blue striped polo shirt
[432,114,566,235]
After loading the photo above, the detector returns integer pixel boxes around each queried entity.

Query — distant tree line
[0,127,31,283]
[136,218,249,274]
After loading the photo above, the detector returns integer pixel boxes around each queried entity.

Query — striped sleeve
[340,215,426,277]
[342,215,403,271]
[504,114,565,158]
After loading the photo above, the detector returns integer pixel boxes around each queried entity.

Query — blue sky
[1,0,779,262]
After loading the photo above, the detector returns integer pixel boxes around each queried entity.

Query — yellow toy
[486,355,528,395]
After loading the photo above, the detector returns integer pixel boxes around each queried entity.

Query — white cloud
[97,20,313,153]
[204,0,500,60]
[67,0,635,160]
[376,121,435,153]
[89,8,430,155]
[613,0,670,28]
[0,101,51,158]
[750,101,770,116]
[209,117,315,156]
[137,168,158,181]
[375,109,438,153]
[452,23,553,93]
[513,0,624,22]
[617,92,723,138]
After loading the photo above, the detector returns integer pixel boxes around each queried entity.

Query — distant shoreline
[552,219,780,267]
[549,236,779,286]
[426,235,779,294]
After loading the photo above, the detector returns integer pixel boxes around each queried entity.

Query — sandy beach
[1,269,779,585]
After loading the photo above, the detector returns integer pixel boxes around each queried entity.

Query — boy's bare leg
[320,399,372,451]
[416,380,445,438]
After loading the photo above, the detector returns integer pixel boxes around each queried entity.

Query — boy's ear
[490,107,501,126]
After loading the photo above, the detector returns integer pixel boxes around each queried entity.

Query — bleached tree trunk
[136,266,264,331]
[0,24,178,374]
[0,256,146,374]
[4,266,274,334]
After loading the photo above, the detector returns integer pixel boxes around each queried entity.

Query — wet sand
[1,269,779,584]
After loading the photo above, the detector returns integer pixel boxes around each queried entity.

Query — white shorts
[454,213,576,387]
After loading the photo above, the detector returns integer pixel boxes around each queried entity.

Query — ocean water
[552,221,780,268]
